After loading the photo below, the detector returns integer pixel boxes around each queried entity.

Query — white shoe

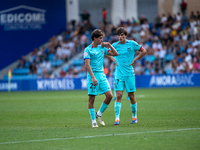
[92,122,98,128]
[96,113,105,126]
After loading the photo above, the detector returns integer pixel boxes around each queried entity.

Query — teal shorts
[87,72,111,96]
[114,75,136,93]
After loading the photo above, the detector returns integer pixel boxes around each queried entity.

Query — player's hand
[129,60,135,66]
[113,58,118,66]
[92,78,98,85]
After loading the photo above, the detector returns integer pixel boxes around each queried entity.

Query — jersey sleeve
[104,47,110,55]
[83,48,90,59]
[132,40,142,51]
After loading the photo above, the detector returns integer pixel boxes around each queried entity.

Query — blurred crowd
[17,9,200,78]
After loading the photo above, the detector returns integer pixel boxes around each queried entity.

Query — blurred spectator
[180,0,187,14]
[196,46,200,59]
[60,69,66,77]
[154,14,162,28]
[29,61,37,74]
[17,56,26,68]
[56,46,63,60]
[79,33,88,50]
[60,39,74,61]
[161,14,167,23]
[192,57,200,73]
[197,11,200,19]
[141,20,149,31]
[134,61,145,75]
[42,60,52,74]
[102,8,108,27]
[139,14,148,25]
[185,52,193,70]
[176,12,182,21]
[190,11,197,20]
[152,38,162,51]
[80,10,90,22]
[71,66,79,77]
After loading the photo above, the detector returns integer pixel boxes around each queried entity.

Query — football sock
[97,102,108,116]
[115,102,121,121]
[89,108,96,121]
[130,103,137,118]
[92,120,96,124]
[114,90,116,98]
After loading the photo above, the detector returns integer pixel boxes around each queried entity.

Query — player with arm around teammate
[84,29,118,127]
[112,27,147,125]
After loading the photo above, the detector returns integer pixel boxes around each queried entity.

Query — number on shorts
[90,83,96,89]
[115,79,119,85]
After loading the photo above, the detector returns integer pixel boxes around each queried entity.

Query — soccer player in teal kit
[84,29,118,127]
[112,27,147,125]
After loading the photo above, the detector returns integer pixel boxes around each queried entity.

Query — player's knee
[128,92,135,98]
[116,93,122,100]
[106,92,113,100]
[89,96,95,103]
[105,91,113,99]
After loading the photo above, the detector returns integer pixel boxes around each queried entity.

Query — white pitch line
[0,128,200,145]
[136,95,145,97]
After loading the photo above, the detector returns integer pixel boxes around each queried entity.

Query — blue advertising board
[0,0,66,70]
[0,74,200,91]
[137,73,199,88]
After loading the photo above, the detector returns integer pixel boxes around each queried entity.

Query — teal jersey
[84,44,109,72]
[112,40,142,77]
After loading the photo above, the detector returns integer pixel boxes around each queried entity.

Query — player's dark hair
[91,29,104,41]
[116,27,128,36]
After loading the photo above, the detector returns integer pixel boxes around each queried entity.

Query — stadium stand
[3,10,200,80]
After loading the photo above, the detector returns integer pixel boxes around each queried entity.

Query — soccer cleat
[131,118,137,124]
[114,120,120,125]
[92,122,98,128]
[96,113,105,126]
[112,97,116,100]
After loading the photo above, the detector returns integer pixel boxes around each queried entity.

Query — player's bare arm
[109,63,116,77]
[101,42,118,56]
[129,47,147,66]
[84,59,98,85]
[105,55,118,66]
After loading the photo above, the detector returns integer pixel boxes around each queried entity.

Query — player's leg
[125,76,137,124]
[114,90,123,125]
[114,77,124,125]
[88,95,98,127]
[96,90,112,126]
[87,73,99,127]
[96,73,112,126]
[97,90,112,116]
[128,92,138,123]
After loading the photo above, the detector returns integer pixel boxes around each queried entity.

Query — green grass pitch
[0,87,200,150]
